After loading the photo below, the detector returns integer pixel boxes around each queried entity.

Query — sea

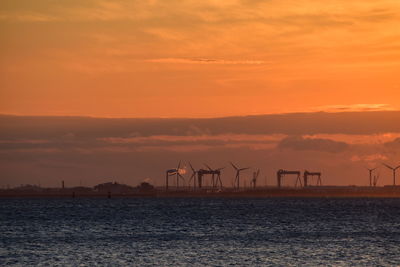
[1,198,400,266]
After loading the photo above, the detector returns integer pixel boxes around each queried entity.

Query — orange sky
[1,0,400,117]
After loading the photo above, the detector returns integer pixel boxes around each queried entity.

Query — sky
[1,0,400,117]
[1,1,400,187]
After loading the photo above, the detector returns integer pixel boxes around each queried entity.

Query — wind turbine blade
[189,162,195,173]
[230,162,238,170]
[382,163,394,170]
[239,167,250,171]
[204,163,213,171]
[256,169,260,178]
[395,165,400,170]
[177,160,181,170]
[217,167,225,171]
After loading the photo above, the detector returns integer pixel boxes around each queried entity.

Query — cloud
[1,111,400,141]
[350,154,388,162]
[303,133,400,145]
[100,134,285,144]
[144,58,267,65]
[312,104,396,113]
[0,133,284,153]
[278,136,349,153]
[384,138,400,149]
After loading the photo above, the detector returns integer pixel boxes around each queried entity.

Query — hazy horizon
[1,104,398,119]
[1,110,399,188]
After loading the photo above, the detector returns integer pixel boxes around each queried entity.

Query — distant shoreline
[2,187,400,198]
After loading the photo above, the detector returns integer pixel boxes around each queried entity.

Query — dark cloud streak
[278,136,349,153]
[1,111,400,141]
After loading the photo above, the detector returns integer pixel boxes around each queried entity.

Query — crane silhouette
[230,162,249,190]
[382,163,400,186]
[303,170,321,187]
[277,169,302,187]
[251,169,260,189]
[204,163,224,190]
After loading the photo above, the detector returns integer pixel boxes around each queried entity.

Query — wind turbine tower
[230,162,250,190]
[366,167,377,187]
[373,171,380,187]
[165,161,185,191]
[188,162,197,189]
[382,163,400,186]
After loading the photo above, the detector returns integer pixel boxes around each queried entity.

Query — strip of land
[2,187,400,198]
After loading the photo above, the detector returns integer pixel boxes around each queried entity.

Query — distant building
[13,184,43,192]
[94,182,135,194]
[136,182,155,192]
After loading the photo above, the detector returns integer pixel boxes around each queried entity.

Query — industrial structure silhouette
[165,161,324,191]
[165,161,400,191]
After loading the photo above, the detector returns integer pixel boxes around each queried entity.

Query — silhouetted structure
[165,161,185,191]
[303,170,322,187]
[366,167,377,187]
[204,164,224,191]
[373,172,380,187]
[231,162,250,190]
[382,163,400,186]
[188,162,197,189]
[94,182,134,193]
[136,182,155,192]
[277,169,301,187]
[251,169,260,189]
[197,168,216,189]
[13,184,42,192]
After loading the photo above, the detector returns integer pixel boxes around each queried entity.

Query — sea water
[1,198,400,266]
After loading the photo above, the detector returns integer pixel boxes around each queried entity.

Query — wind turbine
[166,161,185,190]
[188,162,197,189]
[382,163,400,186]
[230,162,250,190]
[176,161,186,188]
[366,167,377,187]
[373,171,380,187]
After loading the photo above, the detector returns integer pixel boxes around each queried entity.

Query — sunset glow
[1,0,400,117]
